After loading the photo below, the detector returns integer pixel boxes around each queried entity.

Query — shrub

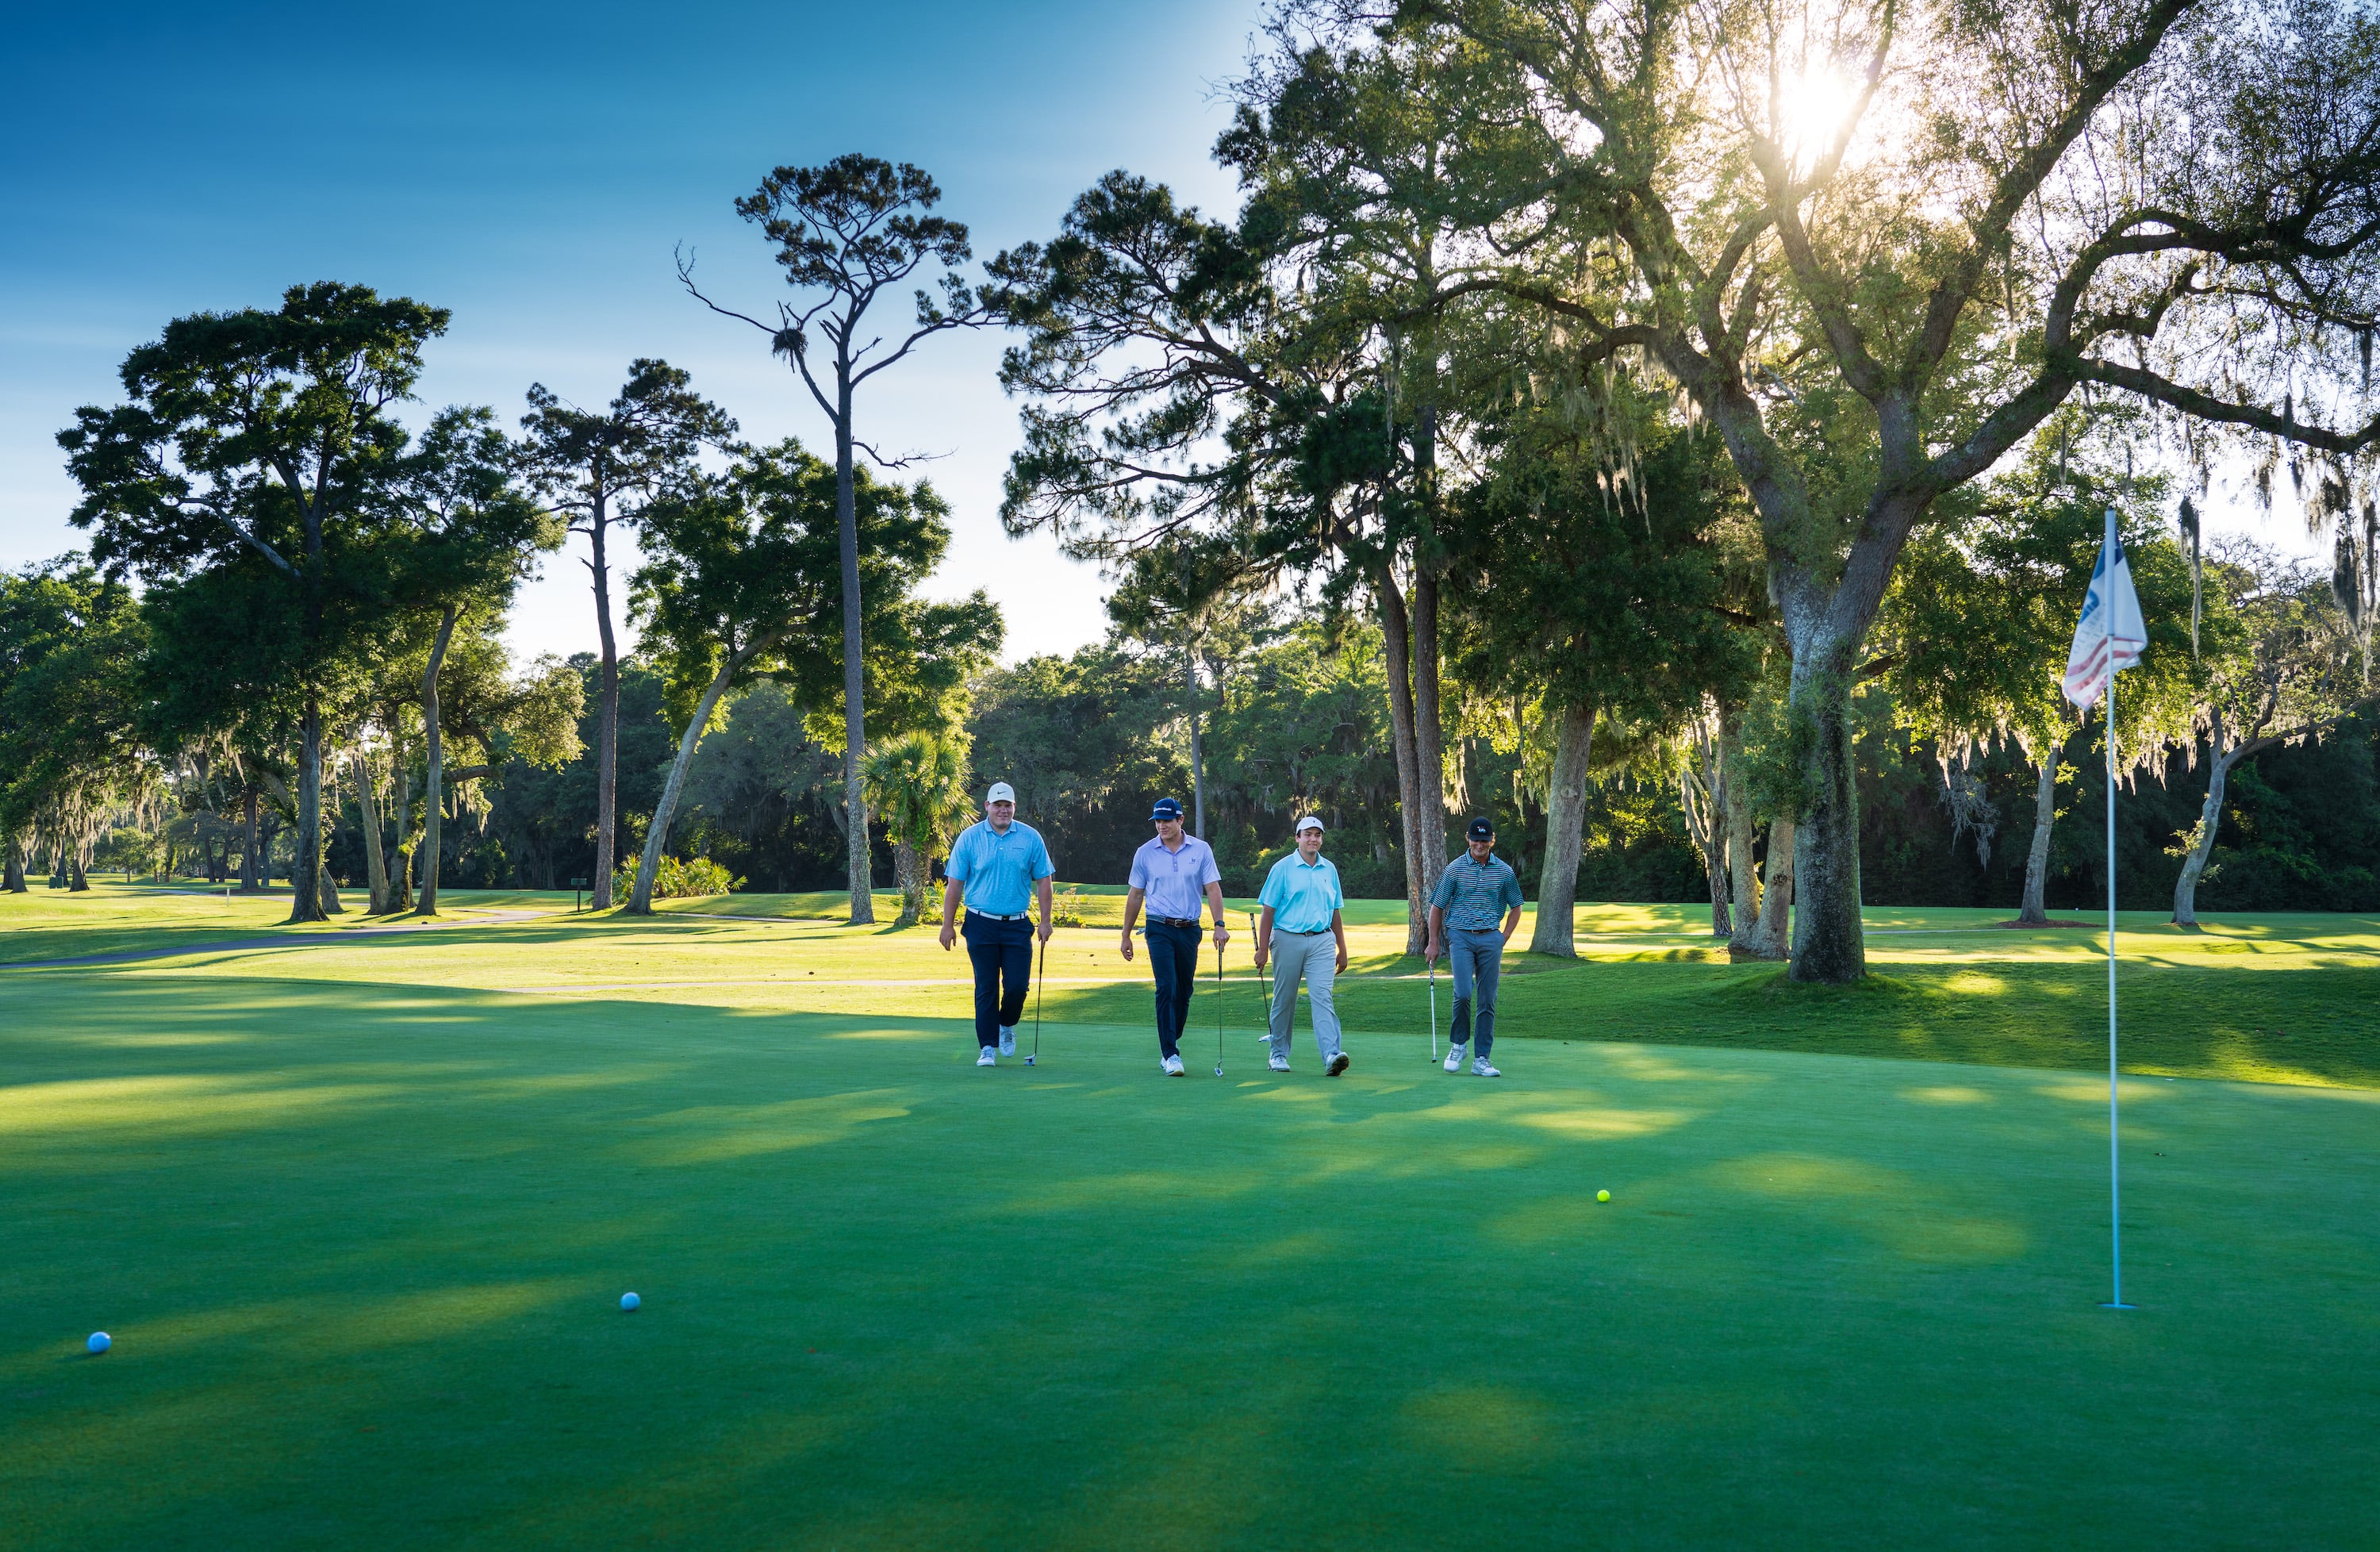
[610,855,744,901]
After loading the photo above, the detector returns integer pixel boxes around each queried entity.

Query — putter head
[1214,1063,1225,1078]
[1024,1055,1035,1066]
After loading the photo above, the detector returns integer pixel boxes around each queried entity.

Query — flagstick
[2102,520,2134,1312]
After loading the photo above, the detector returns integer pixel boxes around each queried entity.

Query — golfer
[1119,798,1230,1076]
[1253,816,1349,1076]
[1426,816,1524,1078]
[938,782,1054,1066]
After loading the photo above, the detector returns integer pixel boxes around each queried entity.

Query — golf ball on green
[87,1332,110,1354]
[620,1293,639,1312]
[1596,1189,1611,1203]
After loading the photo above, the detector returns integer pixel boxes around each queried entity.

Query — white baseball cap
[986,782,1016,805]
[1295,815,1324,834]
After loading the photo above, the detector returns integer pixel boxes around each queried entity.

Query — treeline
[11,2,2380,979]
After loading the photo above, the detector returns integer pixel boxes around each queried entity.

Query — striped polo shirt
[1430,851,1523,931]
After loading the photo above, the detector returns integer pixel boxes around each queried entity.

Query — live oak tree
[1408,0,2380,980]
[517,359,732,910]
[60,282,449,923]
[0,561,148,893]
[624,440,1000,915]
[2169,539,2374,924]
[681,155,992,924]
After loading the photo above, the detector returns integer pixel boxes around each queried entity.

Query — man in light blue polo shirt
[938,782,1054,1066]
[1119,797,1230,1076]
[1253,815,1350,1076]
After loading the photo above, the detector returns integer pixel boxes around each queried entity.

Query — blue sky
[0,0,1266,664]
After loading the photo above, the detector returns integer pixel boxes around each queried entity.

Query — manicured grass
[2,888,2378,1547]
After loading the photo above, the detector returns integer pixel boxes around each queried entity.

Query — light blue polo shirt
[1258,851,1343,933]
[946,819,1054,915]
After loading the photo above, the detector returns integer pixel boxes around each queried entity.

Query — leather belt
[1151,916,1203,928]
[969,910,1029,921]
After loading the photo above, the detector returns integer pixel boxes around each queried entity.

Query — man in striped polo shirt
[1118,797,1230,1076]
[1426,816,1525,1077]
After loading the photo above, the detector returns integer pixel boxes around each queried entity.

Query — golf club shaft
[1215,931,1225,1076]
[1430,956,1438,1063]
[1032,935,1046,1062]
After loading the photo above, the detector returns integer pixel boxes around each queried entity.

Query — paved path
[1,911,545,970]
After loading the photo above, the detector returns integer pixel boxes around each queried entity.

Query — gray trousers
[1267,929,1342,1060]
[1446,928,1505,1058]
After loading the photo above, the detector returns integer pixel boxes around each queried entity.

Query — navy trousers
[962,912,1034,1049]
[1144,919,1203,1058]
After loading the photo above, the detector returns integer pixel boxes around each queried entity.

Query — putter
[1027,933,1046,1066]
[1214,933,1226,1078]
[1246,910,1270,1060]
[1429,952,1439,1065]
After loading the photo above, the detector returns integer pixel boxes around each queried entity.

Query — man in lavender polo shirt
[1118,797,1230,1076]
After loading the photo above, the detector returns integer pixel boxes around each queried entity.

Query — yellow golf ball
[1596,1189,1611,1203]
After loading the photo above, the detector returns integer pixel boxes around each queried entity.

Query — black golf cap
[1467,817,1495,840]
[1150,797,1184,822]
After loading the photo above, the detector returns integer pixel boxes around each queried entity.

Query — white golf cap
[986,782,1016,805]
[1295,814,1324,834]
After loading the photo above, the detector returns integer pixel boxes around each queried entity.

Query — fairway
[5,889,2378,1549]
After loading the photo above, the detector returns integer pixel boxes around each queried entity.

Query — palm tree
[861,731,973,927]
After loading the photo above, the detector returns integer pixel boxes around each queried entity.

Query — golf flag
[2062,511,2148,709]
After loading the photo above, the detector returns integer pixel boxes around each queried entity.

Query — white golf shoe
[1326,1051,1350,1077]
[999,1025,1017,1057]
[1443,1043,1468,1073]
[1269,1054,1292,1073]
[1471,1057,1501,1078]
[977,1047,998,1067]
[1162,1054,1186,1077]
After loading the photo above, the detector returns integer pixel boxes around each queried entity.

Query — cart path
[1,910,547,970]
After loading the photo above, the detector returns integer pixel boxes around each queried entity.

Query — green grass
[3,886,2378,1547]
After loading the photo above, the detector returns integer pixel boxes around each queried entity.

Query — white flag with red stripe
[2063,509,2148,709]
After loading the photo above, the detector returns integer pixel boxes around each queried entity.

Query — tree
[681,155,992,924]
[1446,411,1758,955]
[625,440,999,914]
[862,731,974,927]
[60,282,450,923]
[0,561,149,893]
[1408,0,2380,979]
[391,407,565,915]
[1881,424,2205,924]
[1104,539,1276,839]
[518,359,733,910]
[2171,540,2375,924]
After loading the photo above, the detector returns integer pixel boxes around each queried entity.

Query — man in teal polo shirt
[938,782,1054,1066]
[1253,815,1350,1076]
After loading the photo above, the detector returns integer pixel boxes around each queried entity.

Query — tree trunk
[67,844,90,892]
[1186,652,1207,839]
[1723,713,1760,954]
[288,695,328,923]
[590,501,621,911]
[2016,747,2059,926]
[1530,699,1596,957]
[3,836,24,893]
[892,839,924,928]
[1787,656,1864,983]
[414,605,460,918]
[1377,564,1429,955]
[1741,817,1796,959]
[1411,563,1450,925]
[2172,746,2239,929]
[355,753,390,913]
[1702,736,1732,937]
[835,382,875,926]
[318,855,343,914]
[240,789,261,892]
[390,759,415,913]
[631,640,771,914]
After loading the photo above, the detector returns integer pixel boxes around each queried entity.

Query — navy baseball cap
[1467,816,1495,840]
[1150,797,1184,822]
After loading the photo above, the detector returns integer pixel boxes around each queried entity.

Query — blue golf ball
[620,1292,639,1312]
[87,1331,110,1354]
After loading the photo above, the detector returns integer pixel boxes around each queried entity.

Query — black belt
[1150,916,1203,928]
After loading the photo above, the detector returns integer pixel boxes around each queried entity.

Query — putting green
[2,889,2376,1548]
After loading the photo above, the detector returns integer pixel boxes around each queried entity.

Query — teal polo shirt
[1259,851,1344,933]
[946,819,1054,915]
